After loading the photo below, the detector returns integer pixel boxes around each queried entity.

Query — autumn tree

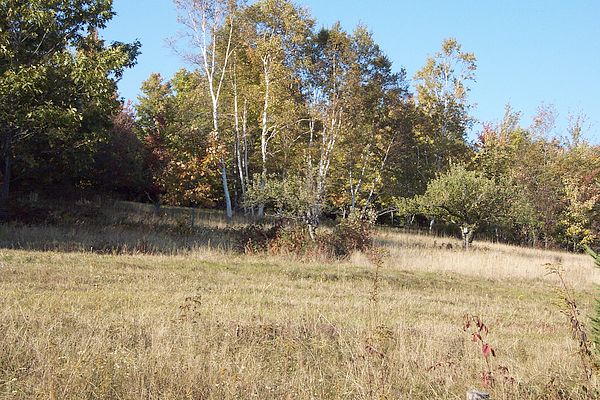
[556,116,600,249]
[136,71,222,207]
[136,73,175,205]
[173,0,238,220]
[413,38,476,178]
[510,111,566,248]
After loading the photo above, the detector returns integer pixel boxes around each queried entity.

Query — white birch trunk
[258,55,271,218]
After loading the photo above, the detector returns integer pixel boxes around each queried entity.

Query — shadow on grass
[0,200,247,255]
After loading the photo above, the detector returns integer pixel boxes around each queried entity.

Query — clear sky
[102,0,600,140]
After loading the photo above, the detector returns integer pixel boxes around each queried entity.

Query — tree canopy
[0,0,140,201]
[3,0,600,252]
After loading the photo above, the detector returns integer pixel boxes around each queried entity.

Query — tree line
[1,0,599,250]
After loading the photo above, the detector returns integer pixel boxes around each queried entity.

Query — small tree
[413,165,525,249]
[245,174,315,227]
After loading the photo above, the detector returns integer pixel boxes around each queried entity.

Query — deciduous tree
[0,0,139,202]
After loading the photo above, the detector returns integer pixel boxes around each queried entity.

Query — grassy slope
[1,227,598,399]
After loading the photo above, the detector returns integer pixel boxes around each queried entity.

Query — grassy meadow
[1,201,599,399]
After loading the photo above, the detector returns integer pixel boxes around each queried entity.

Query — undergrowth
[235,212,375,260]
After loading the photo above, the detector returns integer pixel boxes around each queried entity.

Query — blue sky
[102,0,600,140]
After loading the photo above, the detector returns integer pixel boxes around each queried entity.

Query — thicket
[235,211,375,260]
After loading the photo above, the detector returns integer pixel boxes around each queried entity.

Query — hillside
[1,208,597,399]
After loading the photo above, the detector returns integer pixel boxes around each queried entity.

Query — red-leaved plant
[463,314,496,387]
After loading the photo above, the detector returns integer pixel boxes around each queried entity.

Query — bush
[322,211,374,259]
[234,211,375,260]
[268,225,314,256]
[234,224,284,254]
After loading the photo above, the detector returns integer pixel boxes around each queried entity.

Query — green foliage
[0,0,140,199]
[407,164,534,246]
[415,165,514,227]
[245,174,314,222]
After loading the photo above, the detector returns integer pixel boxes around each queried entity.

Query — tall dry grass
[376,228,600,289]
[0,203,599,398]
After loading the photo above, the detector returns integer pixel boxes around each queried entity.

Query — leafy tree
[0,0,139,202]
[333,26,410,215]
[559,177,599,250]
[411,165,526,249]
[555,123,600,250]
[413,38,476,177]
[136,73,175,204]
[136,71,222,207]
[173,0,238,221]
[473,105,527,179]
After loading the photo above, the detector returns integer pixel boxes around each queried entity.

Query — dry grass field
[1,203,599,399]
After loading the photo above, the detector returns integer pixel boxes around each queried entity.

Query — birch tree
[301,24,353,237]
[241,0,312,217]
[229,54,251,210]
[414,38,476,175]
[174,0,237,220]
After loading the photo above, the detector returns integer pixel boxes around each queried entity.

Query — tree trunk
[0,133,12,206]
[220,159,233,221]
[306,205,319,242]
[0,148,11,204]
[258,57,271,219]
[242,99,251,216]
[232,61,248,214]
[304,118,325,241]
[461,225,474,250]
[210,95,233,223]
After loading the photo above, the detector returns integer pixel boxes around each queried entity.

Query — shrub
[236,223,321,258]
[234,224,283,254]
[268,225,314,256]
[322,211,375,259]
[233,211,375,260]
